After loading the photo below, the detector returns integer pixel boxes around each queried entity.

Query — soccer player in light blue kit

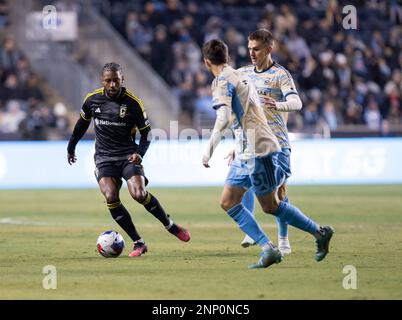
[232,29,302,253]
[202,39,334,269]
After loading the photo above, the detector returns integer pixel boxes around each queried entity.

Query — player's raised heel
[169,224,191,242]
[241,235,256,248]
[129,242,148,257]
[248,246,283,269]
[278,237,292,255]
[315,225,334,262]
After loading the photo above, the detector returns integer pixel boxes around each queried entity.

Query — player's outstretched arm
[67,117,91,165]
[202,106,231,168]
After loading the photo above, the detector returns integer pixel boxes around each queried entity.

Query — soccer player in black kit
[67,62,190,257]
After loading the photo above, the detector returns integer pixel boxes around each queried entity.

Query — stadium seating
[1,0,401,139]
[98,0,401,136]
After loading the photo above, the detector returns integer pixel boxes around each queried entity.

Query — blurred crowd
[0,35,70,139]
[1,0,401,139]
[0,0,7,29]
[100,0,401,134]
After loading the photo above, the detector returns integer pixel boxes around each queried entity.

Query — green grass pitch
[0,185,401,299]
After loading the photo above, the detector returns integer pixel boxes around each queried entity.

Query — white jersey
[210,65,280,160]
[237,62,299,149]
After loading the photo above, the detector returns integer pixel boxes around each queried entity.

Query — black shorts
[94,160,149,187]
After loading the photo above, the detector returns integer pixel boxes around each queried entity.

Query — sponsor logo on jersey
[94,118,126,126]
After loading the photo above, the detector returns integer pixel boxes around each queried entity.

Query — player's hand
[264,97,277,109]
[202,155,210,168]
[67,153,77,165]
[128,153,142,164]
[225,150,235,166]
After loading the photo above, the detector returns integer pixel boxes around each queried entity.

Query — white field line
[0,218,50,226]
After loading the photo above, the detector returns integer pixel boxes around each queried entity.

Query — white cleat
[278,237,292,255]
[241,235,256,248]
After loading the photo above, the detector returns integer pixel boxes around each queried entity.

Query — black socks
[140,193,171,227]
[107,201,141,242]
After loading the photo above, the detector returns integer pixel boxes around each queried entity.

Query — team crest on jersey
[119,104,127,118]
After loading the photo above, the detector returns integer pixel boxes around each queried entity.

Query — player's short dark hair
[202,39,229,65]
[248,29,274,46]
[102,62,123,74]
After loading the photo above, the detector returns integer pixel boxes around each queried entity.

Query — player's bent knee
[103,190,119,204]
[131,189,147,203]
[220,201,230,212]
[220,199,240,212]
[261,205,273,215]
[261,198,280,215]
[278,185,287,201]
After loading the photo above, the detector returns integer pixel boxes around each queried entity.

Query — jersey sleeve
[203,104,232,162]
[279,70,299,99]
[137,109,150,131]
[80,96,92,121]
[211,76,233,110]
[133,99,150,131]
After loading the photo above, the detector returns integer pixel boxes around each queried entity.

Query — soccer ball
[96,230,125,257]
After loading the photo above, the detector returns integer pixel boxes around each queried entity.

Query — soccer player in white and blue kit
[234,29,302,253]
[202,39,334,269]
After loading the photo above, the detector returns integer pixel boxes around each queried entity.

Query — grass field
[0,185,401,300]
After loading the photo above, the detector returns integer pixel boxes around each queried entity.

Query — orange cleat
[128,242,148,257]
[169,224,191,242]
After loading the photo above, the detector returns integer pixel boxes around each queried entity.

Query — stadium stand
[0,28,70,139]
[97,0,401,137]
[2,0,180,140]
[0,0,401,139]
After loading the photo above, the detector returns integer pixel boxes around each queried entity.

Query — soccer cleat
[168,224,191,242]
[248,246,283,269]
[315,225,335,262]
[241,235,256,248]
[128,242,148,257]
[278,237,292,255]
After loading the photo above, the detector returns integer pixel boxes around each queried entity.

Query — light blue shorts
[225,158,252,190]
[225,148,291,196]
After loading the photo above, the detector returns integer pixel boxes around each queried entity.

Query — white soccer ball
[96,230,125,257]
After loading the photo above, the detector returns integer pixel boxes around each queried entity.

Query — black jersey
[80,87,150,164]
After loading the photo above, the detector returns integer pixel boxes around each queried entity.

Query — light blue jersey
[208,65,280,160]
[237,62,299,149]
[205,65,288,196]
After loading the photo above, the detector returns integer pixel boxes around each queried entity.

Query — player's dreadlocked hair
[102,62,123,74]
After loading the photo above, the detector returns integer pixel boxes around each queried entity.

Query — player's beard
[107,87,121,98]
